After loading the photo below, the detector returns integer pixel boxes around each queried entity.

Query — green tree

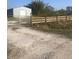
[26,1,44,16]
[26,0,55,16]
[57,9,67,16]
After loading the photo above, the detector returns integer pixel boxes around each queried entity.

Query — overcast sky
[7,0,72,10]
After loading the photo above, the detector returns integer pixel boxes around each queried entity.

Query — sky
[7,0,72,10]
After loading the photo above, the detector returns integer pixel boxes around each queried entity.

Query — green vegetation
[26,0,72,16]
[26,0,55,16]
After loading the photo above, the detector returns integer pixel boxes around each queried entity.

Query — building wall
[13,7,32,18]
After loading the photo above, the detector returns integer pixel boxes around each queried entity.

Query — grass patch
[32,20,72,39]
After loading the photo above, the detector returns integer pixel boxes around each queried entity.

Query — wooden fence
[32,16,72,24]
[8,16,72,26]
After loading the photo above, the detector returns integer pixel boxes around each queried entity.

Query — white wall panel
[13,7,31,19]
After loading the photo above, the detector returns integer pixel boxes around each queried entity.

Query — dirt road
[7,27,72,59]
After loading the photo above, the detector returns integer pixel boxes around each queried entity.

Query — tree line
[25,0,72,17]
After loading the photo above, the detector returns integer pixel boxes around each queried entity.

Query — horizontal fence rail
[32,16,72,24]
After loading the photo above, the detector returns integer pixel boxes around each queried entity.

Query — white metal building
[13,7,32,18]
[13,6,32,24]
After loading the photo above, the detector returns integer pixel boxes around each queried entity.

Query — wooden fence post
[56,15,58,24]
[30,15,32,26]
[63,15,67,34]
[66,15,67,21]
[45,16,47,24]
[18,17,21,27]
[69,16,71,20]
[65,15,67,24]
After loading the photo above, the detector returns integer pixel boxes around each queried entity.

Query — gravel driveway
[7,26,72,59]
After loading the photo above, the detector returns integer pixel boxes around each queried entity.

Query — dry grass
[32,20,72,39]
